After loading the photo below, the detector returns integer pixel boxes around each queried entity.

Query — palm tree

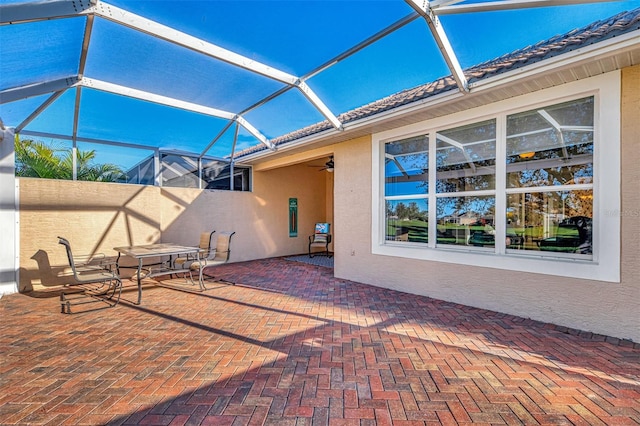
[15,138,126,182]
[15,139,67,179]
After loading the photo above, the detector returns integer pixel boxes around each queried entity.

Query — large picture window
[383,99,592,258]
[373,73,620,281]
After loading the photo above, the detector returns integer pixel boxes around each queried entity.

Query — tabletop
[114,243,201,259]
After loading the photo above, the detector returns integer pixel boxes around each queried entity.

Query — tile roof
[237,7,640,159]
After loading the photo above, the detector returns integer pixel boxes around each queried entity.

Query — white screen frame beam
[92,1,342,131]
[0,77,80,104]
[405,0,469,92]
[433,0,618,15]
[0,0,95,25]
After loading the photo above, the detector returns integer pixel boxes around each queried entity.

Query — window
[436,119,496,248]
[506,97,593,257]
[372,73,620,282]
[203,160,251,191]
[160,152,251,191]
[383,101,591,257]
[384,135,429,243]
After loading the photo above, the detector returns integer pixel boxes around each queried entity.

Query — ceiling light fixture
[519,151,535,159]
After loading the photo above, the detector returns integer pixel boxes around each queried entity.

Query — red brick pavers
[1,257,639,425]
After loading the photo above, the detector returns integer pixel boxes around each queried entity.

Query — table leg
[136,258,143,305]
[197,254,205,291]
[115,253,122,275]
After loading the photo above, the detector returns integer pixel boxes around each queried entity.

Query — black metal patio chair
[57,236,123,314]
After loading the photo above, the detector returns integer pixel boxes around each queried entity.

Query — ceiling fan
[323,156,334,172]
[308,156,334,172]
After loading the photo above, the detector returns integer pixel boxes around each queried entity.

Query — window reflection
[436,119,496,192]
[506,97,593,189]
[385,135,429,196]
[385,199,428,243]
[506,191,592,255]
[436,195,496,247]
[506,97,593,258]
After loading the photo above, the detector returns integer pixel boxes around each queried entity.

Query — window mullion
[428,131,437,248]
[495,113,507,255]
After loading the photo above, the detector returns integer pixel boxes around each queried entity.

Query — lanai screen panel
[73,90,232,151]
[307,17,446,115]
[103,0,415,76]
[85,18,287,115]
[242,89,328,140]
[0,17,83,90]
[22,90,77,136]
[2,0,638,164]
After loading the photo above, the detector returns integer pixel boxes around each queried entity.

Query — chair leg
[59,278,122,314]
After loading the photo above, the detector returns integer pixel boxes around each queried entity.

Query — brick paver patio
[1,257,639,425]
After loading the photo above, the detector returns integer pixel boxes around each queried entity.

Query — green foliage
[15,138,125,182]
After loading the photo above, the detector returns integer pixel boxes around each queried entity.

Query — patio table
[114,243,204,304]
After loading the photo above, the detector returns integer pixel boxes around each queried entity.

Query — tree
[15,138,125,182]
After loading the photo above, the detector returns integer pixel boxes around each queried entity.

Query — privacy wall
[17,162,328,293]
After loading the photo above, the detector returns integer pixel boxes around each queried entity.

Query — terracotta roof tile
[237,8,640,159]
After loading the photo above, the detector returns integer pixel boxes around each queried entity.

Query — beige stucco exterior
[333,66,640,343]
[15,66,639,342]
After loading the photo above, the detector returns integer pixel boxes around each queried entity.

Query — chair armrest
[73,253,118,272]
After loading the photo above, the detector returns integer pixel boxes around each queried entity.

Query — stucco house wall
[333,66,640,343]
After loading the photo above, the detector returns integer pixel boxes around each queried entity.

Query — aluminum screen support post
[0,124,18,296]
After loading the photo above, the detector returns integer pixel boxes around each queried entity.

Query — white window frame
[372,72,621,282]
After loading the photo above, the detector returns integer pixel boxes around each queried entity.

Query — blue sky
[2,0,639,168]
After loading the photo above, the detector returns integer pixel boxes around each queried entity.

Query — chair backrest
[213,231,235,262]
[199,231,216,257]
[57,236,78,275]
[312,223,330,243]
